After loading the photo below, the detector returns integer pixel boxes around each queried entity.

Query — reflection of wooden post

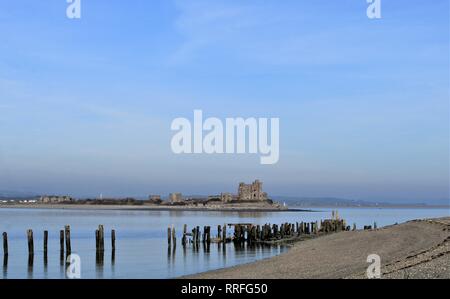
[27,229,34,256]
[2,232,7,255]
[43,230,48,256]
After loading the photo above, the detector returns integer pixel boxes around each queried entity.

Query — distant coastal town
[0,180,286,211]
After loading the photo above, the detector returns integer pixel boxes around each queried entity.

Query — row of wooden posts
[1,225,115,258]
[167,219,358,247]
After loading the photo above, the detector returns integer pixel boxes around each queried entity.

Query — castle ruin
[237,180,268,201]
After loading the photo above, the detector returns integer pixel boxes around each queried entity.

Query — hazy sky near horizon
[0,0,449,202]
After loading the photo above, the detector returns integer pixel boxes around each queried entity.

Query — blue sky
[0,0,449,203]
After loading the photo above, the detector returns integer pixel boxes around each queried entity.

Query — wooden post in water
[43,230,48,256]
[217,225,222,240]
[196,226,200,243]
[202,226,206,243]
[172,225,176,246]
[64,225,71,254]
[206,226,211,244]
[182,224,187,246]
[222,224,226,243]
[111,229,116,252]
[95,229,99,251]
[98,225,104,252]
[167,226,172,246]
[27,229,34,256]
[2,232,7,256]
[59,230,64,253]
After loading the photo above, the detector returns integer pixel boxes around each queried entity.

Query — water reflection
[27,254,33,279]
[2,254,7,279]
[96,250,104,278]
[43,253,48,278]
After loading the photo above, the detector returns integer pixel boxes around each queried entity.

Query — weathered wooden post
[206,226,211,244]
[2,232,7,256]
[167,226,172,246]
[59,230,64,253]
[27,229,34,256]
[202,226,207,243]
[374,222,377,230]
[43,230,48,256]
[182,224,187,246]
[111,229,116,252]
[196,226,200,243]
[95,229,99,251]
[190,228,195,245]
[111,238,116,264]
[64,225,71,254]
[172,225,176,246]
[217,225,222,240]
[98,225,104,252]
[222,224,227,243]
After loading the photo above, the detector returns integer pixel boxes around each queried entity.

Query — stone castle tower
[238,180,268,201]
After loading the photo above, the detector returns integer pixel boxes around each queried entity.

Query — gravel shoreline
[186,217,450,279]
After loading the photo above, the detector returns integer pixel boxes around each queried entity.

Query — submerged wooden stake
[172,226,176,246]
[27,229,34,256]
[182,224,187,246]
[95,229,99,251]
[111,229,116,251]
[64,225,71,254]
[222,224,226,243]
[98,225,104,252]
[59,230,64,253]
[43,230,48,256]
[2,232,7,255]
[167,226,172,246]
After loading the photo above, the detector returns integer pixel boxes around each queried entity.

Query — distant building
[148,195,162,204]
[169,193,183,203]
[238,180,267,201]
[220,193,233,203]
[219,180,268,203]
[40,195,73,204]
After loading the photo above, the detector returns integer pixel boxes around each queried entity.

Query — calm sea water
[0,207,448,279]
